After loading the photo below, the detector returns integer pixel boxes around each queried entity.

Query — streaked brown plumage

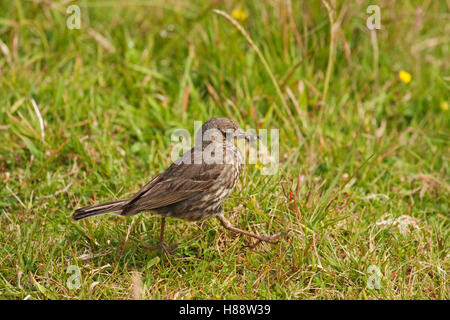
[73,117,287,251]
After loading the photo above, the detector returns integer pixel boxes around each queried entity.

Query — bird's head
[195,117,259,147]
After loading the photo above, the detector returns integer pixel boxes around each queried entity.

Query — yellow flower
[231,8,248,22]
[399,70,412,83]
[440,101,448,111]
[254,163,264,170]
[215,295,221,299]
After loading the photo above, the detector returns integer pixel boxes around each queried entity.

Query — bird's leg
[216,214,289,248]
[145,217,179,254]
[158,216,166,244]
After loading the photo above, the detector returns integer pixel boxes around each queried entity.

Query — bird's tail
[73,199,129,221]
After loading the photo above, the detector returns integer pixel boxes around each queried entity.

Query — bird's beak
[235,129,260,141]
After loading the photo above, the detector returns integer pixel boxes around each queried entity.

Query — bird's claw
[243,230,291,249]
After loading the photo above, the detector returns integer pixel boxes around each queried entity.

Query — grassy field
[0,0,448,300]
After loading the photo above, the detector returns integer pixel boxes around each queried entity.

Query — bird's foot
[243,230,291,249]
[145,242,180,255]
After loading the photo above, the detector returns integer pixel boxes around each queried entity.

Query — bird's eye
[221,129,232,139]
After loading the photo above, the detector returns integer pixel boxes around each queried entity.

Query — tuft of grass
[0,0,448,299]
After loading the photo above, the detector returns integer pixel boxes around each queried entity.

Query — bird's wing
[121,148,223,214]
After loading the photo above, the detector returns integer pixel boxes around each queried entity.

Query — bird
[73,117,287,252]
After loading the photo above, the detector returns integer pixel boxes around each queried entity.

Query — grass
[0,0,448,300]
